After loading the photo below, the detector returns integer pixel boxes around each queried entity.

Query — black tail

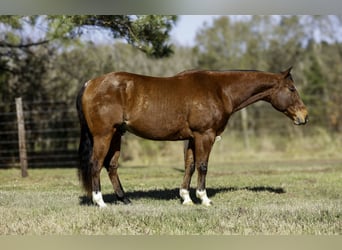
[76,85,93,196]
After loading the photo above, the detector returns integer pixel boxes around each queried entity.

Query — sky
[7,15,218,48]
[20,15,342,48]
[170,15,342,46]
[83,15,218,47]
[170,15,218,46]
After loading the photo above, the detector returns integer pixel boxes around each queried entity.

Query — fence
[0,98,79,173]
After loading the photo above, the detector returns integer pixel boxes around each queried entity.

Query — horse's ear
[281,66,293,78]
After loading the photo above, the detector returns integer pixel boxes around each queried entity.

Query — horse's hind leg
[91,134,113,208]
[180,139,196,205]
[104,132,131,204]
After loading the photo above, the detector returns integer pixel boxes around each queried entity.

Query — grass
[0,156,341,235]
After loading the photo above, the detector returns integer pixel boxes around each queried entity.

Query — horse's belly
[125,119,193,141]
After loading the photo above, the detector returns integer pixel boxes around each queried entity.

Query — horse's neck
[234,87,273,111]
[226,75,275,112]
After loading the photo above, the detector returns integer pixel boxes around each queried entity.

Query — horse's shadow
[79,186,285,206]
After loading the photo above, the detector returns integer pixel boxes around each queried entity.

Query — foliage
[1,15,342,167]
[0,15,179,167]
[0,15,177,102]
[193,15,342,133]
[47,15,178,58]
[1,16,342,234]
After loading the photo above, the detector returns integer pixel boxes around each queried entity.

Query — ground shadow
[79,185,285,206]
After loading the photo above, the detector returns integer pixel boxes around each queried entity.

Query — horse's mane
[175,69,261,76]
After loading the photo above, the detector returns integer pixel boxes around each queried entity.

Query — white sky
[170,15,218,46]
[170,15,342,46]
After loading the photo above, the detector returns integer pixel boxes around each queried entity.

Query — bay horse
[76,67,308,207]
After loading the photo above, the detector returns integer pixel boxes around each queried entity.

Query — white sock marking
[92,191,107,208]
[179,188,193,205]
[196,189,212,206]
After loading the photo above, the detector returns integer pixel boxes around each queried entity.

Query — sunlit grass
[1,156,341,235]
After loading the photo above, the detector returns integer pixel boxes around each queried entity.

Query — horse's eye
[288,86,296,92]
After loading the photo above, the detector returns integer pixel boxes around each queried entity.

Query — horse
[76,67,308,207]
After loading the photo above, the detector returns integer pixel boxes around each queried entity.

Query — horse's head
[269,67,308,125]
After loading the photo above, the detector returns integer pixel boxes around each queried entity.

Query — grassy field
[0,155,341,235]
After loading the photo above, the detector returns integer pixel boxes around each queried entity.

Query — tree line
[0,15,341,166]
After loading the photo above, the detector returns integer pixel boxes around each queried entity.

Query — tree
[0,15,178,102]
[194,16,251,70]
[48,15,177,58]
[193,15,342,139]
[0,15,178,167]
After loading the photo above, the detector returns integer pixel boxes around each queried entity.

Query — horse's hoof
[122,197,132,205]
[117,196,132,205]
[182,200,194,206]
[98,202,108,208]
[202,200,213,207]
[92,191,107,208]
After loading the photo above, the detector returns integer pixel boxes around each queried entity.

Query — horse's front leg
[180,139,196,205]
[194,131,215,206]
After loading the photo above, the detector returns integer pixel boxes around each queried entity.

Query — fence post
[15,97,28,177]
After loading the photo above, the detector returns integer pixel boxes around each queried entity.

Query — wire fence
[0,99,79,169]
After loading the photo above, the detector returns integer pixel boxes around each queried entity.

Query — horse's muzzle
[293,109,308,125]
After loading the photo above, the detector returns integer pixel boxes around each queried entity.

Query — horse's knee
[189,162,195,174]
[198,162,208,174]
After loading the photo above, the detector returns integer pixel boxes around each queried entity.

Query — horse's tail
[76,84,93,196]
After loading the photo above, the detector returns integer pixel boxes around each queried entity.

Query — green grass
[0,157,341,235]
